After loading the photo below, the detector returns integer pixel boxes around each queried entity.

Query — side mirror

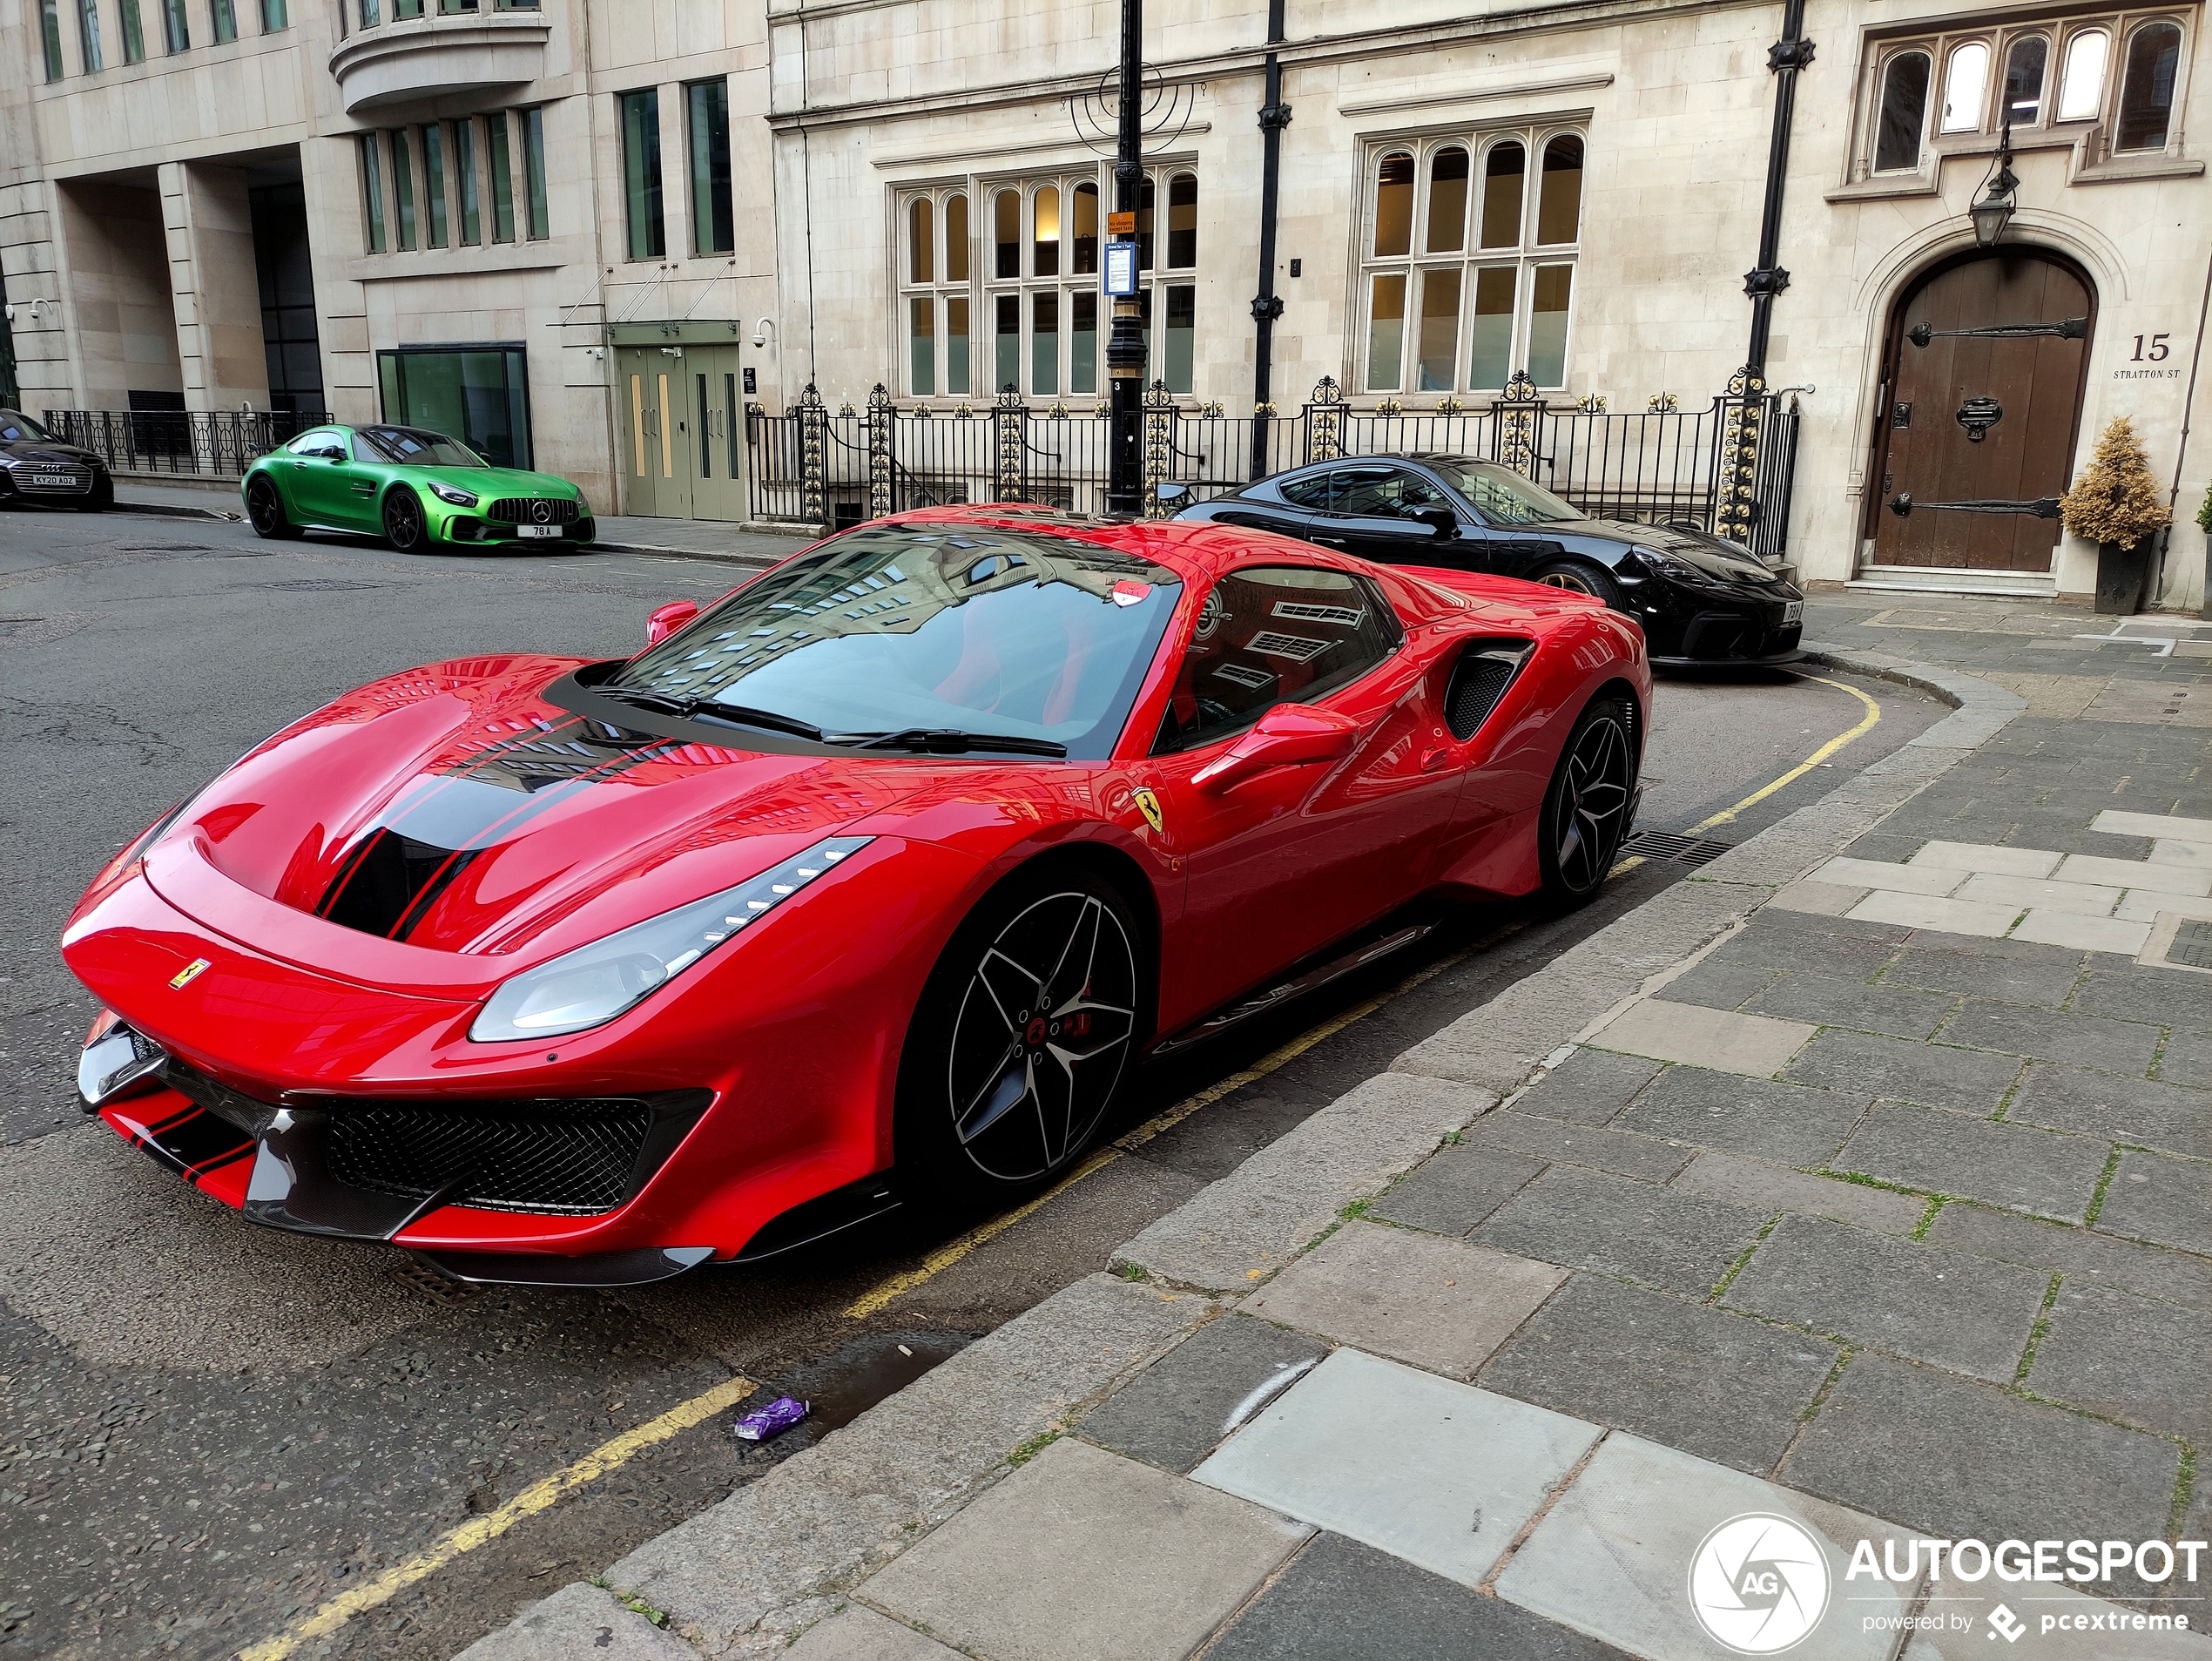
[1154,482,1192,511]
[1191,703,1361,795]
[646,599,700,646]
[1412,505,1457,536]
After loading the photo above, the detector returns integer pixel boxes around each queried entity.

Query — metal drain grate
[1620,830,1736,867]
[2165,919,2212,971]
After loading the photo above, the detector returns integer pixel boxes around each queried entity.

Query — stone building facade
[3,0,2206,607]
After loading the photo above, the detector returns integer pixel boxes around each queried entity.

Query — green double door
[618,344,746,521]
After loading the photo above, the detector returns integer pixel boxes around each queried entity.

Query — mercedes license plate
[1783,600,1804,625]
[516,523,562,539]
[28,472,74,490]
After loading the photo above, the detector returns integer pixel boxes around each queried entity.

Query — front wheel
[1538,696,1638,908]
[1528,558,1624,609]
[245,475,301,540]
[896,867,1143,1204]
[382,488,429,553]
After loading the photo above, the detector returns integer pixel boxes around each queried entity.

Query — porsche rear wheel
[899,868,1143,1200]
[246,476,301,540]
[1528,558,1623,609]
[1538,695,1637,907]
[383,488,428,553]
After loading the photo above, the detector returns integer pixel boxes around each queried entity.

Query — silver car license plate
[1783,600,1804,625]
[516,523,563,539]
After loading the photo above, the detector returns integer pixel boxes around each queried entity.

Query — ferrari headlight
[469,835,873,1042]
[428,481,480,507]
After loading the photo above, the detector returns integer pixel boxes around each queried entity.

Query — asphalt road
[0,503,1945,1659]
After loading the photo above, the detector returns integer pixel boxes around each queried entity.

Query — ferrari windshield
[610,525,1183,759]
[0,410,56,443]
[1427,459,1582,526]
[361,427,489,468]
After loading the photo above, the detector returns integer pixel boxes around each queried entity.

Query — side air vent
[1443,640,1535,741]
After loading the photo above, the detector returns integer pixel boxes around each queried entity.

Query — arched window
[993,188,1020,279]
[1875,51,1931,169]
[2004,36,2048,125]
[908,196,933,284]
[1033,185,1059,276]
[2056,29,2107,121]
[945,192,968,282]
[1942,41,1990,131]
[1480,141,1524,248]
[1373,152,1413,258]
[2115,23,2182,150]
[1536,135,1582,245]
[1425,146,1468,253]
[1069,183,1097,275]
[1166,172,1197,268]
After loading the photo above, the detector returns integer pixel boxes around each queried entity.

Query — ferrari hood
[150,656,931,965]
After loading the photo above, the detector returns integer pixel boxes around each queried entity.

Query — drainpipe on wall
[1743,0,1813,376]
[1247,0,1290,483]
[2151,241,2212,612]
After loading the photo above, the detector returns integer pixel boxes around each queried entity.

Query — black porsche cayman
[1170,454,1802,667]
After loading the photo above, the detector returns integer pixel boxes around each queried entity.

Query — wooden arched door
[1865,249,2094,572]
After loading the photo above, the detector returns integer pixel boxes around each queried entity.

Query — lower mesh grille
[327,1098,657,1215]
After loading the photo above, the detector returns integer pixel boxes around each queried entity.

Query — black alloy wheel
[382,487,428,553]
[900,868,1142,1198]
[246,476,301,540]
[1528,558,1624,609]
[1538,696,1637,906]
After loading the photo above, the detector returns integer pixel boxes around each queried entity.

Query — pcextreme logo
[1688,1514,1831,1654]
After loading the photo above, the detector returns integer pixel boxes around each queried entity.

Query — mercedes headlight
[428,481,480,507]
[469,835,873,1042]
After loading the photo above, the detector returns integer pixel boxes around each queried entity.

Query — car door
[1325,464,1473,569]
[1134,561,1460,1024]
[280,429,355,526]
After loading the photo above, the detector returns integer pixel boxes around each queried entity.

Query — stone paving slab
[1830,1102,2110,1221]
[1191,1348,1600,1591]
[453,1582,701,1661]
[1642,957,1787,1011]
[1238,1219,1566,1380]
[1706,910,1915,978]
[1770,878,1871,915]
[2025,1280,2212,1442]
[1585,997,1817,1077]
[862,1435,1311,1661]
[1369,1144,1548,1235]
[1615,1068,1871,1168]
[1505,1047,1665,1125]
[1202,1531,1635,1661]
[1908,840,2062,877]
[1936,999,2161,1075]
[2006,1063,2212,1159]
[1777,1354,2183,1607]
[781,1606,961,1660]
[2069,966,2212,1031]
[2095,1151,2212,1254]
[2159,1031,2212,1090]
[2013,908,2154,954]
[1669,1151,1929,1235]
[1078,1313,1330,1475]
[1878,932,2087,1008]
[1744,972,1960,1040]
[1476,1273,1838,1474]
[1464,1110,1696,1183]
[1902,1585,2212,1660]
[1475,1164,1771,1296]
[1721,1214,2050,1381]
[1781,1028,2025,1115]
[1492,1433,1911,1661]
[1924,1200,2212,1310]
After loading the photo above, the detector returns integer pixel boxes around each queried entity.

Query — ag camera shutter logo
[1688,1513,1832,1653]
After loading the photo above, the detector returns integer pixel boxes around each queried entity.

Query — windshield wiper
[595,686,826,742]
[831,726,1069,758]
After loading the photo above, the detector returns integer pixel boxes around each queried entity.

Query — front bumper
[436,506,597,545]
[1629,578,1804,665]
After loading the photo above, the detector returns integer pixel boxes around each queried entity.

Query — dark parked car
[1169,454,1801,667]
[0,409,113,512]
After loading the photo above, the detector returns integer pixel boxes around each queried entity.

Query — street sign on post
[1107,212,1136,235]
[1104,240,1139,297]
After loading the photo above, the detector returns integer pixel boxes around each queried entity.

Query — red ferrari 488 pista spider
[64,505,1649,1286]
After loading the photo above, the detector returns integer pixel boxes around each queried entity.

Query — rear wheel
[897,867,1143,1203]
[245,476,301,539]
[1538,695,1638,907]
[382,487,428,553]
[1528,558,1624,609]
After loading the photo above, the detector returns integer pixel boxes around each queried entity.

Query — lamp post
[1103,0,1147,517]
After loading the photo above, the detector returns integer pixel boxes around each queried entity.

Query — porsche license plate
[1783,600,1804,625]
[516,523,563,539]
[28,472,75,490]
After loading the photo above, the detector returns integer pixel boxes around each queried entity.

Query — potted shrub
[2060,417,2169,614]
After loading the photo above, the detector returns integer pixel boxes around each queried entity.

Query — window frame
[618,89,665,260]
[1355,127,1585,400]
[685,77,735,257]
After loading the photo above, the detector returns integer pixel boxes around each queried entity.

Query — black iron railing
[42,408,333,476]
[745,370,1802,564]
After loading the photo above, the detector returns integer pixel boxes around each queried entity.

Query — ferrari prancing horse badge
[1132,787,1164,835]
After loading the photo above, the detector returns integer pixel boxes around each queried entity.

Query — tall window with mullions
[1360,129,1582,395]
[686,79,734,256]
[619,91,664,259]
[37,0,64,78]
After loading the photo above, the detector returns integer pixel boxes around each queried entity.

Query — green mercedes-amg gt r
[240,423,596,552]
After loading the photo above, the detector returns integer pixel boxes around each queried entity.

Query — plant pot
[2095,538,2149,615]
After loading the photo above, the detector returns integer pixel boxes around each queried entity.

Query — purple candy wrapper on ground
[732,1394,809,1442]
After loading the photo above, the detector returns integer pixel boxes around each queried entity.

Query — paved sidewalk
[463,596,2212,1661]
[105,479,809,564]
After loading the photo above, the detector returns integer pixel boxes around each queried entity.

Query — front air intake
[1443,640,1535,740]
